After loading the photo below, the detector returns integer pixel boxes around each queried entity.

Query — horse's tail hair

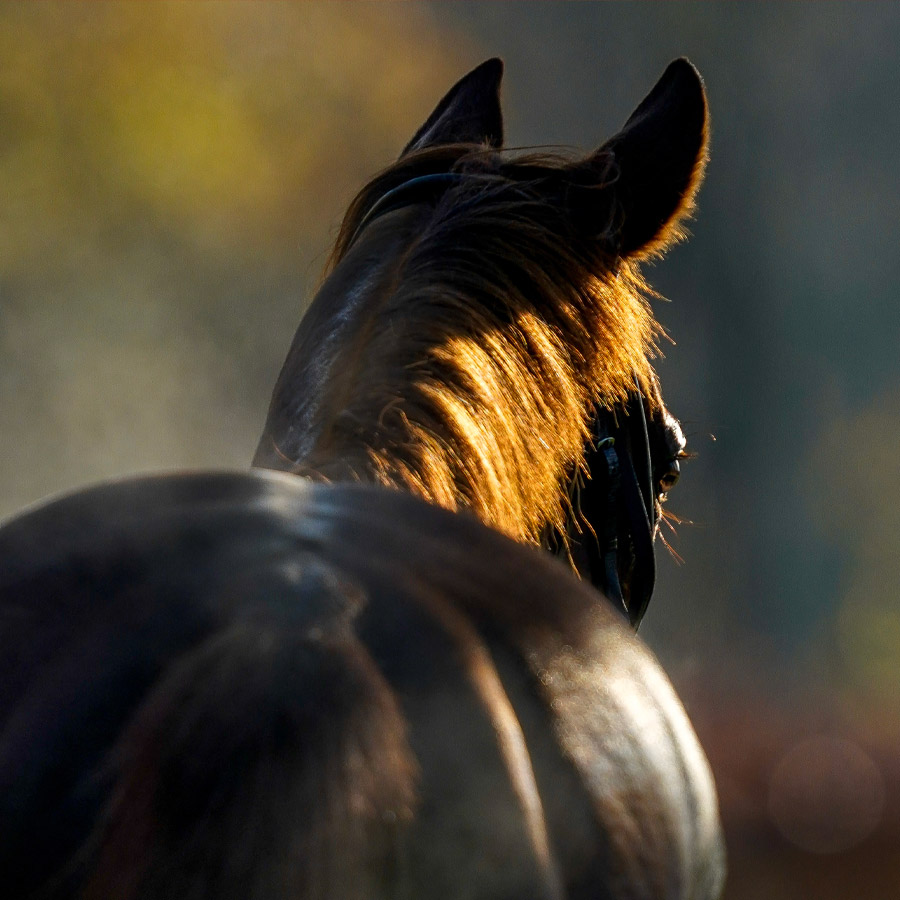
[82,599,418,900]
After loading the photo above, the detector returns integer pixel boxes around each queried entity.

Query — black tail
[83,588,417,900]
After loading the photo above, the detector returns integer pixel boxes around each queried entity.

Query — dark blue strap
[347,173,465,250]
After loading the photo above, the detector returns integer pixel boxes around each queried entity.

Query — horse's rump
[0,471,720,899]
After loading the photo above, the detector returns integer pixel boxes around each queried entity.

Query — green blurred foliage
[806,388,900,733]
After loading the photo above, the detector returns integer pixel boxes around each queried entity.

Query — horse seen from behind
[0,59,724,900]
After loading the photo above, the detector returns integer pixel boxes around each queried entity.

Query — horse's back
[0,471,721,899]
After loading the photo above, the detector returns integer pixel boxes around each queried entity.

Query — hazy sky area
[1,4,898,895]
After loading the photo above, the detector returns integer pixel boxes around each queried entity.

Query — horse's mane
[306,144,662,545]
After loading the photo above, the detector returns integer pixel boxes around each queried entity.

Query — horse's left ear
[597,58,708,258]
[402,58,504,156]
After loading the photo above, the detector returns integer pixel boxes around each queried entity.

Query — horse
[0,59,724,900]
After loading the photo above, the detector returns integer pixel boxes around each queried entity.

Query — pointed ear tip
[668,57,701,76]
[666,57,702,81]
[473,57,504,83]
[665,57,708,104]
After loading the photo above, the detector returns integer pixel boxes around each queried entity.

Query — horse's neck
[259,203,653,544]
[298,387,585,545]
[250,221,578,542]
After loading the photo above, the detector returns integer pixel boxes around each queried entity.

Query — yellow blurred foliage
[0,1,472,512]
[0,2,465,271]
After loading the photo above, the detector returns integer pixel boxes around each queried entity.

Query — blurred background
[1,3,897,896]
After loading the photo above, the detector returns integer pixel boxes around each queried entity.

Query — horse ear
[402,58,504,156]
[598,58,708,258]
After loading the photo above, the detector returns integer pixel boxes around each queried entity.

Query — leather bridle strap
[578,395,657,628]
[617,410,657,626]
[594,434,625,614]
[346,172,466,251]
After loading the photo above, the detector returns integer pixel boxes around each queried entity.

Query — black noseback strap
[630,377,657,529]
[620,387,657,625]
[617,428,656,626]
[571,420,629,621]
[574,392,658,629]
[596,435,626,615]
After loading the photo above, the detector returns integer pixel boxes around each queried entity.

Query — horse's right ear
[596,59,708,258]
[401,58,504,156]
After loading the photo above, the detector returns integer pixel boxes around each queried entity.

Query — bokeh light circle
[767,736,885,854]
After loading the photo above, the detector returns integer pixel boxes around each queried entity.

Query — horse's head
[556,374,690,626]
[254,58,707,625]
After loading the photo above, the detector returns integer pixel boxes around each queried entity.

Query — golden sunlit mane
[303,143,662,545]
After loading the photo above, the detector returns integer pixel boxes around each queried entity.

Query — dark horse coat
[1,58,724,899]
[0,473,721,900]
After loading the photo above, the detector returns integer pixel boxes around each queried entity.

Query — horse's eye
[658,460,681,493]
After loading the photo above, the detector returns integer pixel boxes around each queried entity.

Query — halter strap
[346,173,466,250]
[595,434,625,614]
[617,403,657,626]
[574,394,658,629]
